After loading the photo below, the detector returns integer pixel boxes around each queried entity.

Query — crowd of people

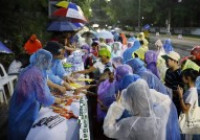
[7,30,200,140]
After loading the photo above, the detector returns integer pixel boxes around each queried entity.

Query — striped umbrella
[53,1,88,23]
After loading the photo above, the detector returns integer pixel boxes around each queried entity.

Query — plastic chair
[0,86,7,104]
[0,63,17,97]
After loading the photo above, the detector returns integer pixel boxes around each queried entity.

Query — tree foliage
[0,0,49,54]
[91,0,200,27]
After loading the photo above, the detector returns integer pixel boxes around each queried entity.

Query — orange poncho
[24,34,42,55]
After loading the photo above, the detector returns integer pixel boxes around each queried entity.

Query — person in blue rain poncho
[122,39,141,63]
[8,49,63,140]
[44,41,72,90]
[163,39,174,53]
[126,58,171,97]
[115,64,140,92]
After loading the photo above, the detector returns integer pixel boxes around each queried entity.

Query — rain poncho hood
[24,34,42,55]
[163,39,173,53]
[30,49,52,69]
[145,50,158,65]
[123,79,154,116]
[145,50,160,78]
[115,64,140,92]
[182,59,200,71]
[119,74,140,91]
[115,64,133,81]
[99,48,111,58]
[126,58,147,74]
[138,32,149,48]
[155,39,165,55]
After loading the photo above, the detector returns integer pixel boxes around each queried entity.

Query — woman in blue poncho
[122,39,141,63]
[126,58,171,97]
[115,64,140,92]
[8,49,62,140]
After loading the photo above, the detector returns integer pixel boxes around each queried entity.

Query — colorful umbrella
[0,41,12,54]
[47,21,82,32]
[53,1,87,23]
[56,1,77,9]
[56,1,70,8]
[73,23,85,28]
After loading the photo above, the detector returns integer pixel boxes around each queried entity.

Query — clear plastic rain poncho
[155,39,168,83]
[103,79,161,140]
[8,49,55,140]
[126,58,170,96]
[150,89,181,140]
[103,79,180,140]
[111,42,123,58]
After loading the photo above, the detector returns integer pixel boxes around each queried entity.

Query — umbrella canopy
[56,1,77,9]
[56,1,70,8]
[47,21,82,32]
[73,23,85,28]
[143,24,150,30]
[81,31,97,38]
[0,41,12,54]
[97,30,114,40]
[53,1,87,23]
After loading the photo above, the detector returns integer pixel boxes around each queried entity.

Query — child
[177,69,199,140]
[163,51,184,116]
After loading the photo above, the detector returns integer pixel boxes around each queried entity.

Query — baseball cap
[162,51,180,62]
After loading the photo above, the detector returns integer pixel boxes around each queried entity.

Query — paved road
[149,34,200,57]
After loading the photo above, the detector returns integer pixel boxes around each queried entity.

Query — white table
[26,100,80,140]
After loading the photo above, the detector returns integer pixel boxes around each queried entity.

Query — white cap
[162,51,180,62]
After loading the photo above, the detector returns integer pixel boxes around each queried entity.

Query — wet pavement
[149,35,196,57]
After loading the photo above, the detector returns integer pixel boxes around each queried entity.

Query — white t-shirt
[184,87,198,108]
[8,60,22,74]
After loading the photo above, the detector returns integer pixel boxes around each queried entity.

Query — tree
[92,0,200,28]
